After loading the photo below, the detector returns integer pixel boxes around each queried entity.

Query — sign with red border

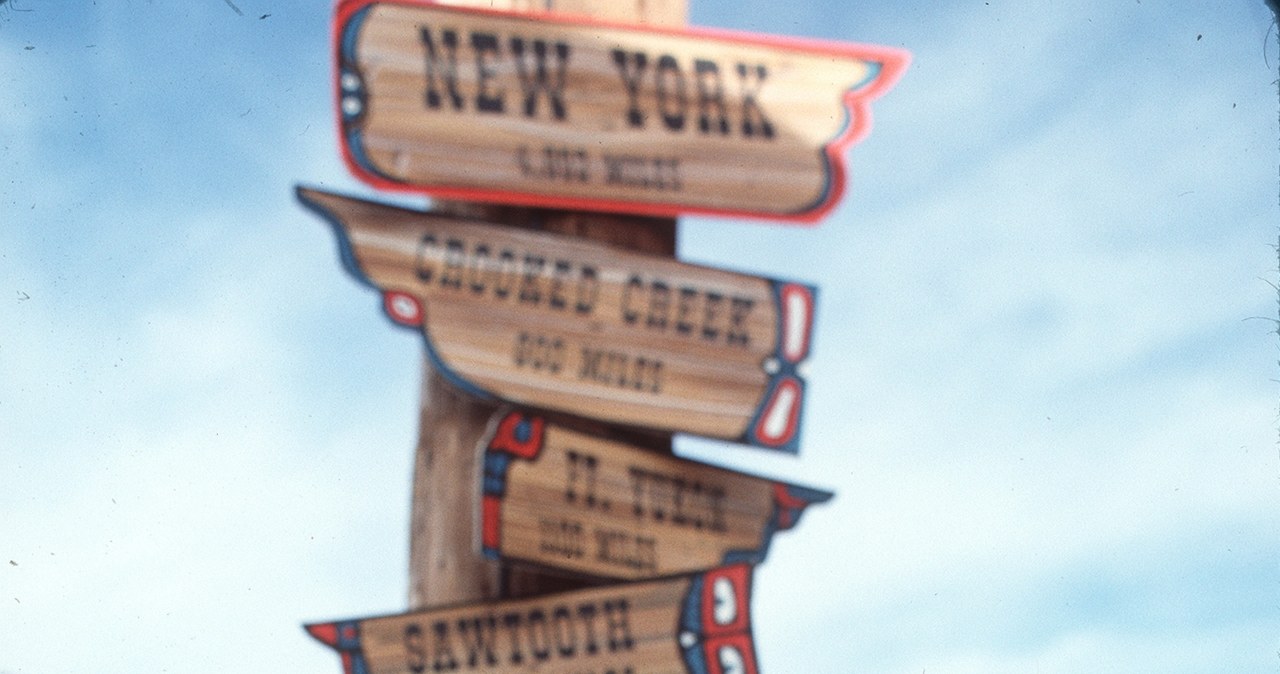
[334,0,908,222]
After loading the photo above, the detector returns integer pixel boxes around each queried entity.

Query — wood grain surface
[480,410,831,579]
[297,187,815,451]
[334,0,908,221]
[307,565,759,674]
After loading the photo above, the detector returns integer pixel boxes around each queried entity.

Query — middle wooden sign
[297,187,815,452]
[480,409,832,580]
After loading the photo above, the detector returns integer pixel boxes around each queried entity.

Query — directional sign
[307,565,759,674]
[297,187,815,452]
[481,410,831,579]
[333,0,909,222]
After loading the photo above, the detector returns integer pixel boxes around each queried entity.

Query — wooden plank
[401,0,685,617]
[480,409,831,579]
[333,0,909,222]
[297,187,816,452]
[307,565,759,674]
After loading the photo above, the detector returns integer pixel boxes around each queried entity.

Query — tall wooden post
[406,0,690,611]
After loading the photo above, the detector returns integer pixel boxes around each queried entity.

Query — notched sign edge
[331,0,910,224]
[479,409,833,575]
[294,185,816,451]
[305,564,761,674]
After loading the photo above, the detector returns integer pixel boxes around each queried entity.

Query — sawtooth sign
[307,564,759,674]
[480,410,831,579]
[334,0,909,222]
[297,187,815,452]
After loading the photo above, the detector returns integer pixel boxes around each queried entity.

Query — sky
[1,1,1277,672]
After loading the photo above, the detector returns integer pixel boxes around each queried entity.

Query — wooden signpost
[333,0,908,222]
[297,187,815,451]
[307,564,758,674]
[300,0,906,670]
[480,410,830,579]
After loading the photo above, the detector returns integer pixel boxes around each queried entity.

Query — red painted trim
[482,494,502,550]
[701,564,751,636]
[382,291,424,327]
[488,412,545,459]
[332,0,910,224]
[703,633,760,674]
[306,622,340,648]
[753,377,802,447]
[779,283,814,363]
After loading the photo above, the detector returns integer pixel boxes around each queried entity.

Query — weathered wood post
[406,0,689,611]
[301,4,906,669]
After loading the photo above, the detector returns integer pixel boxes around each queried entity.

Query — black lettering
[701,292,723,342]
[492,249,517,299]
[694,59,730,135]
[648,472,667,522]
[415,234,438,283]
[578,347,602,383]
[708,485,727,533]
[552,606,577,658]
[736,63,774,139]
[690,481,705,529]
[674,286,697,335]
[510,38,570,120]
[577,604,601,655]
[629,467,644,518]
[548,260,571,309]
[471,32,505,114]
[602,599,635,652]
[456,616,499,668]
[611,50,648,128]
[405,624,428,674]
[518,254,545,305]
[516,145,533,176]
[502,612,524,665]
[575,265,599,315]
[655,55,686,131]
[440,238,465,290]
[636,536,657,571]
[431,620,459,672]
[621,275,643,324]
[727,297,754,347]
[526,610,552,662]
[467,244,489,294]
[564,450,581,504]
[646,280,670,330]
[419,27,463,111]
[670,476,689,525]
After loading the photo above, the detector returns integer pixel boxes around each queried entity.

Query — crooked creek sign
[480,410,831,579]
[307,565,759,674]
[334,0,908,222]
[301,0,907,669]
[297,187,815,452]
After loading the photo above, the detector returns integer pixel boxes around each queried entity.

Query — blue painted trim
[339,7,400,184]
[340,6,370,65]
[721,482,833,565]
[482,452,511,497]
[741,280,819,453]
[420,320,496,400]
[294,187,378,293]
[335,620,362,650]
[344,127,399,184]
[294,186,498,402]
[678,572,709,673]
